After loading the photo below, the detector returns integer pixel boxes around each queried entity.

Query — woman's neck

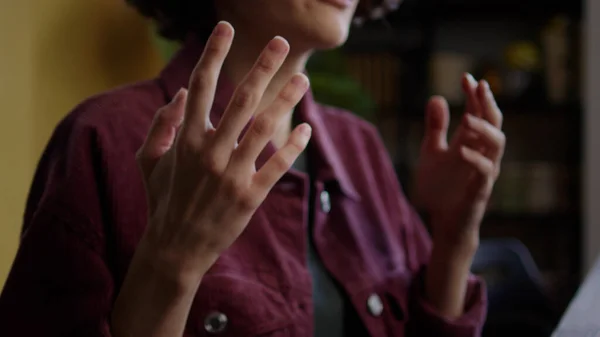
[223,34,311,112]
[221,29,312,147]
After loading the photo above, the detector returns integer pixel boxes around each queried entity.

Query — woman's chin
[304,25,351,50]
[318,33,350,50]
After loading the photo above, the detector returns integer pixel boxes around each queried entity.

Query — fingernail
[213,21,232,37]
[299,123,312,137]
[464,113,475,125]
[268,36,289,53]
[484,81,496,100]
[466,73,477,86]
[172,88,186,103]
[482,80,491,92]
[291,75,303,85]
[291,74,308,89]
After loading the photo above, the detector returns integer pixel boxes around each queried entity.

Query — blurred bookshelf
[314,0,584,317]
[425,0,582,20]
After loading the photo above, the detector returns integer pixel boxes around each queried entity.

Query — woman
[0,0,505,336]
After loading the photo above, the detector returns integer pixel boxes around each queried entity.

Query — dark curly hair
[125,0,215,41]
[125,0,402,41]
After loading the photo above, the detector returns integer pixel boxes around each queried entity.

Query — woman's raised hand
[135,21,311,282]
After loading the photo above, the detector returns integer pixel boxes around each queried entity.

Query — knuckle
[278,86,297,104]
[255,55,276,74]
[496,111,504,124]
[154,107,171,125]
[202,43,223,61]
[250,115,276,138]
[497,131,506,146]
[287,138,305,154]
[470,160,485,173]
[482,162,495,176]
[232,88,257,109]
[177,133,201,153]
[220,175,257,210]
[221,175,242,196]
[201,151,223,175]
[477,188,493,201]
[189,70,212,92]
[271,153,293,172]
[235,189,258,211]
[135,148,145,164]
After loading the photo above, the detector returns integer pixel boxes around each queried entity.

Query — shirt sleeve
[0,114,115,337]
[364,123,487,336]
[404,204,487,337]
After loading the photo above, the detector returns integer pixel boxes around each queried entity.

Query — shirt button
[320,190,331,213]
[204,311,228,334]
[367,294,384,317]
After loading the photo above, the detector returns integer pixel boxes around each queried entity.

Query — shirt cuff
[410,267,487,337]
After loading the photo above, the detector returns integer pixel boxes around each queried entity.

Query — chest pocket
[185,274,295,337]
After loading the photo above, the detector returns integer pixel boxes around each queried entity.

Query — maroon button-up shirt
[0,39,486,337]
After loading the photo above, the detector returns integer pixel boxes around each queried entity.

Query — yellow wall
[0,1,34,289]
[0,0,164,288]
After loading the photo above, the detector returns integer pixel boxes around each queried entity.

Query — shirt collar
[159,37,360,201]
[295,92,361,200]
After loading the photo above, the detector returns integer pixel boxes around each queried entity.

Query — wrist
[112,238,206,337]
[134,235,214,293]
[430,215,480,257]
[433,231,479,259]
[426,242,474,319]
[430,240,476,278]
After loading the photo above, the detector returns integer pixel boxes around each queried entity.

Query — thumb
[422,96,450,152]
[136,88,187,181]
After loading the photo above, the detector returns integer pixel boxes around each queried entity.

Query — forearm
[424,233,478,319]
[110,240,208,337]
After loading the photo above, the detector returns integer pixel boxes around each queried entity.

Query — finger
[462,73,482,118]
[463,114,506,163]
[449,110,482,151]
[477,80,503,128]
[460,146,496,201]
[422,96,450,152]
[453,125,481,150]
[253,123,312,194]
[459,146,495,178]
[229,74,309,171]
[181,21,234,141]
[461,74,488,155]
[211,37,290,157]
[137,88,187,180]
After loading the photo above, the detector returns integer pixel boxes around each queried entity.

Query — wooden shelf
[394,101,581,119]
[344,25,424,54]
[380,0,581,22]
[468,100,579,113]
[374,0,584,320]
[483,211,580,223]
[423,0,582,21]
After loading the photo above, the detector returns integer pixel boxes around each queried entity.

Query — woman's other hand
[414,73,505,250]
[413,73,505,319]
[135,21,311,285]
